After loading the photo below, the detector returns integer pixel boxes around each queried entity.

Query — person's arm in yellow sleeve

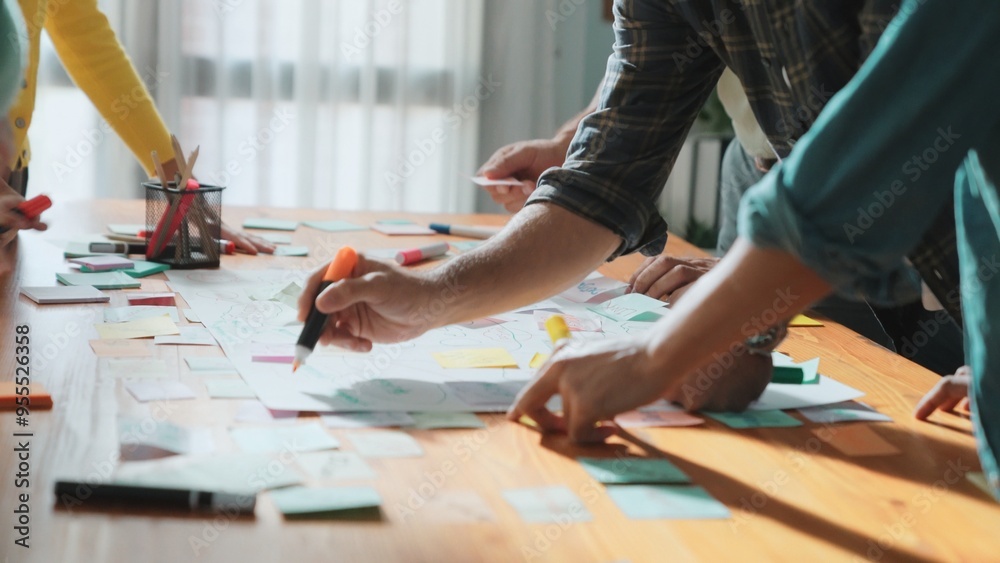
[43,0,274,254]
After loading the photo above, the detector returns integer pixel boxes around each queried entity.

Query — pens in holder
[293,246,359,372]
[395,242,449,266]
[0,194,51,234]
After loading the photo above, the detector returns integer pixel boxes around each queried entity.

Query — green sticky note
[204,379,257,399]
[302,220,367,232]
[578,457,690,484]
[771,366,806,384]
[121,260,170,278]
[772,354,820,384]
[376,219,414,225]
[274,246,309,257]
[269,486,381,518]
[410,412,486,429]
[606,485,730,520]
[589,293,667,322]
[113,452,302,494]
[243,218,299,231]
[56,271,141,289]
[451,241,481,252]
[706,410,803,429]
[629,311,664,322]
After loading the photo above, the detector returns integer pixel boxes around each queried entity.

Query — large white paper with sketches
[166,270,863,413]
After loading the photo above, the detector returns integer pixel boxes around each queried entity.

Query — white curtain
[34,0,486,213]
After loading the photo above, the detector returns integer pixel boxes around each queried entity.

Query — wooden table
[1,201,997,563]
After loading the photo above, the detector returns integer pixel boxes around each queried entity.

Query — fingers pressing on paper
[914,366,972,420]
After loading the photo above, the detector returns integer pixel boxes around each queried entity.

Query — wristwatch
[744,324,788,357]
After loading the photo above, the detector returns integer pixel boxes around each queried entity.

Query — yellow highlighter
[545,315,571,344]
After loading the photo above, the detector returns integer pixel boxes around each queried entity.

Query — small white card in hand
[21,285,110,304]
[471,175,520,186]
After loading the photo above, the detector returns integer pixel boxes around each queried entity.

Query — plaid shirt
[529,0,961,319]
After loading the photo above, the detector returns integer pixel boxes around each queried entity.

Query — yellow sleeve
[43,0,174,176]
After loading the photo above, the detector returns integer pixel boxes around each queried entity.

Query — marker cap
[323,246,358,282]
[395,249,422,265]
[18,195,52,220]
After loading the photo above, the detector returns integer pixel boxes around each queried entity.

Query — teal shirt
[0,0,24,112]
[739,0,1000,497]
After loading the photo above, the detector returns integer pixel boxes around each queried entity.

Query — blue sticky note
[503,486,592,523]
[607,485,730,520]
[706,410,803,428]
[243,218,299,231]
[588,293,667,322]
[269,486,381,517]
[376,219,415,225]
[578,457,690,484]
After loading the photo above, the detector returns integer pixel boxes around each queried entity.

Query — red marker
[0,194,51,234]
[395,242,449,266]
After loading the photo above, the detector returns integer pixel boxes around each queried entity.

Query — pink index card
[252,345,295,364]
[471,176,521,187]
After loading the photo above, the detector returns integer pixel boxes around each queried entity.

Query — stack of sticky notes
[56,272,140,290]
[21,286,110,304]
[70,255,134,272]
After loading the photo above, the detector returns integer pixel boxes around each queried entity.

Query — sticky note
[471,175,520,186]
[417,491,497,523]
[21,285,110,304]
[234,401,298,423]
[578,457,690,484]
[105,358,171,379]
[410,412,486,429]
[57,271,141,289]
[274,246,309,257]
[589,293,667,322]
[269,486,381,517]
[432,348,519,369]
[502,486,592,524]
[706,410,803,429]
[182,309,201,323]
[0,382,52,409]
[243,218,299,231]
[614,410,704,428]
[89,339,153,357]
[126,292,175,306]
[347,431,423,458]
[118,417,214,459]
[606,485,730,520]
[154,326,216,346]
[559,274,628,304]
[295,451,376,481]
[370,223,435,236]
[529,353,549,369]
[320,412,415,429]
[124,380,197,402]
[185,356,235,373]
[302,220,367,232]
[94,315,180,340]
[71,255,134,272]
[376,218,415,225]
[816,425,901,456]
[451,241,481,252]
[790,314,824,327]
[230,423,339,453]
[121,260,170,278]
[204,379,256,399]
[113,452,303,494]
[798,401,892,424]
[252,353,295,364]
[103,306,179,324]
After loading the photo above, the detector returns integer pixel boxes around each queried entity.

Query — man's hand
[914,366,971,420]
[507,335,667,443]
[628,255,719,302]
[221,222,275,255]
[663,347,772,412]
[477,138,569,213]
[297,253,444,352]
[0,180,46,239]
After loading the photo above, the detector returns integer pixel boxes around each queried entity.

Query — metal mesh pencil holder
[143,181,225,269]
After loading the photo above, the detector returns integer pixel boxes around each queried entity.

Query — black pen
[54,480,256,514]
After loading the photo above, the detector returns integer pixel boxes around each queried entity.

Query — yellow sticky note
[432,348,518,369]
[790,314,823,327]
[529,353,550,369]
[94,315,180,340]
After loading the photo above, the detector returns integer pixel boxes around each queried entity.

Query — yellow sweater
[7,0,173,175]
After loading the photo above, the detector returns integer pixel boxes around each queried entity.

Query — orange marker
[292,246,358,372]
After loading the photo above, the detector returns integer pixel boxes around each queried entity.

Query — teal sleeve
[738,0,1000,306]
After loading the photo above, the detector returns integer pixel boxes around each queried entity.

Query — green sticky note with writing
[606,485,730,520]
[269,486,382,518]
[56,271,141,289]
[243,218,299,231]
[706,410,802,428]
[578,457,690,484]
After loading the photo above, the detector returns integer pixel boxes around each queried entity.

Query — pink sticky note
[70,255,135,272]
[615,410,704,428]
[127,292,175,306]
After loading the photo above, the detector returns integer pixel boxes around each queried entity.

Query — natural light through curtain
[33,0,485,213]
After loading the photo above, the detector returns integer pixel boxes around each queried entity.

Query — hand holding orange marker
[292,246,359,372]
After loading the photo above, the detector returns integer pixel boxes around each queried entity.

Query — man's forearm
[553,85,603,145]
[423,203,621,327]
